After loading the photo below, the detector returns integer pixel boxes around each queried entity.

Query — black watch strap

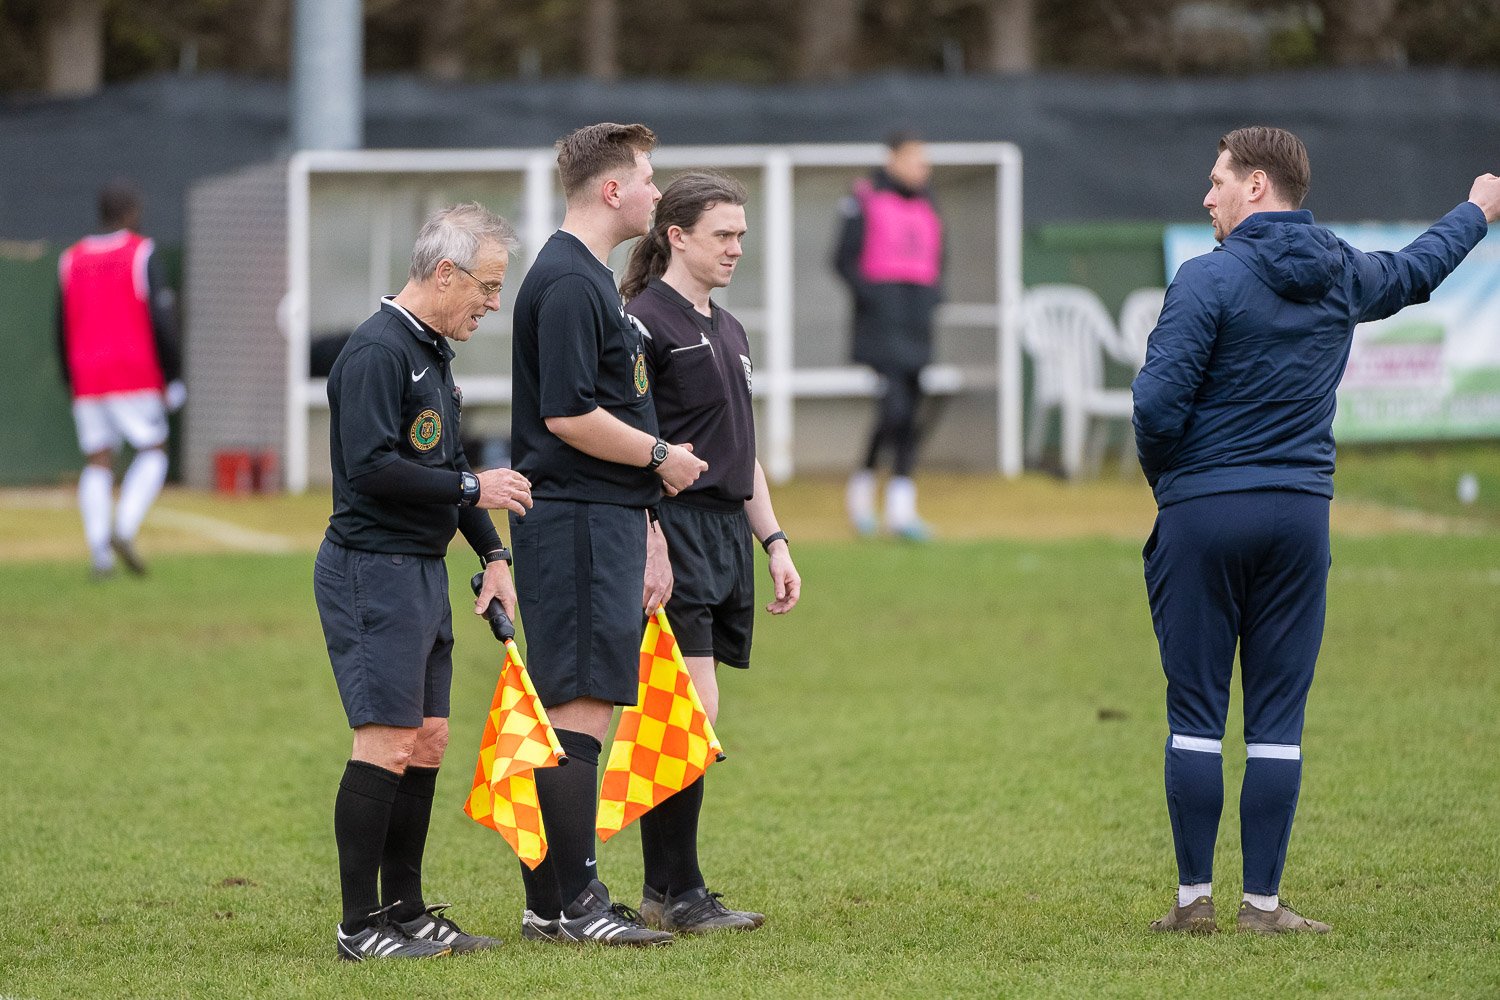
[458,471,481,507]
[646,438,669,471]
[760,530,788,553]
[480,546,512,567]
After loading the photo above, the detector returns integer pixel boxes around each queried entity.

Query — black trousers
[862,368,925,477]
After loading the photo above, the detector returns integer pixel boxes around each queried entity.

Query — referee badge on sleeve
[410,409,442,452]
[633,350,650,397]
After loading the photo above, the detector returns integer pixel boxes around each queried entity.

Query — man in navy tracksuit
[1133,126,1500,935]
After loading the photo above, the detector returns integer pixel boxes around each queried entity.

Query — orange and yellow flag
[463,637,566,869]
[597,609,725,841]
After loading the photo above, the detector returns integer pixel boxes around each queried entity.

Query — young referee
[508,123,706,947]
[620,171,803,934]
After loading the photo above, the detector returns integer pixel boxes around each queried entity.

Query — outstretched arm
[1352,175,1496,323]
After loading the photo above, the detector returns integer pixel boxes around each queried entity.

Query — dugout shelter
[182,142,1022,491]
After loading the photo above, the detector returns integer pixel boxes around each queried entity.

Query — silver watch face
[652,442,669,463]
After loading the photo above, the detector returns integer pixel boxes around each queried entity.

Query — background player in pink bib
[56,180,184,579]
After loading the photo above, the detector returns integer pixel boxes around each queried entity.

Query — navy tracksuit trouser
[1143,489,1330,894]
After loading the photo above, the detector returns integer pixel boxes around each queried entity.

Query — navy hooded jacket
[1133,202,1488,509]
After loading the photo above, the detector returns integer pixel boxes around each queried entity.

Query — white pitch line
[149,507,302,553]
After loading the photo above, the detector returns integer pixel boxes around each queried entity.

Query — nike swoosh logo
[585,858,596,867]
[411,368,429,382]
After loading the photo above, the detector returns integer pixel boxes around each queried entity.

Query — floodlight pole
[291,0,363,152]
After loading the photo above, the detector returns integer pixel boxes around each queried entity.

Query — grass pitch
[2,462,1499,998]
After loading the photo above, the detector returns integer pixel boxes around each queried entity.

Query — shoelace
[363,900,429,942]
[418,904,468,935]
[607,902,649,927]
[675,892,733,924]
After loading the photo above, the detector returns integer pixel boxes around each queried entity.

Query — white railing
[284,142,1022,491]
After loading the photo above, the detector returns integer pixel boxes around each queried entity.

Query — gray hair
[408,202,519,281]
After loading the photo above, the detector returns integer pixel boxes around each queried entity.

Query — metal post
[368,198,392,303]
[284,154,312,493]
[763,151,795,483]
[291,0,363,152]
[524,153,556,262]
[997,145,1024,477]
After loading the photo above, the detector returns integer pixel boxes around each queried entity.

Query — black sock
[334,760,401,933]
[639,805,671,897]
[533,728,602,912]
[382,765,438,921]
[639,776,705,899]
[520,854,562,918]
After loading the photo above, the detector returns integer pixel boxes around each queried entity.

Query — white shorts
[72,390,169,455]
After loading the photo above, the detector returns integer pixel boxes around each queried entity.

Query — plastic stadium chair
[1021,284,1133,479]
[1115,287,1166,372]
[1109,287,1167,476]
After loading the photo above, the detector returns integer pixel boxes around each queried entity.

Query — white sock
[79,464,115,567]
[115,448,168,542]
[1243,892,1278,912]
[885,476,917,528]
[1178,883,1211,907]
[846,470,877,525]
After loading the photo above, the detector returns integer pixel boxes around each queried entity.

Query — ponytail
[621,227,671,303]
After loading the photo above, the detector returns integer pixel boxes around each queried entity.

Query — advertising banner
[1164,222,1500,441]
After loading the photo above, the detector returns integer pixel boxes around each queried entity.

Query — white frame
[284,142,1023,491]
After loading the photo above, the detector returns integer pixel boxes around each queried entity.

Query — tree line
[5,0,1498,96]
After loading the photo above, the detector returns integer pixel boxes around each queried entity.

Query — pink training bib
[856,180,942,287]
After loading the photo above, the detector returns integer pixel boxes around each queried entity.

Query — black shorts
[511,499,648,708]
[313,538,453,728]
[659,500,754,669]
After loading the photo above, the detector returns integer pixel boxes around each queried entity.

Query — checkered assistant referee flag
[463,584,566,870]
[597,609,725,841]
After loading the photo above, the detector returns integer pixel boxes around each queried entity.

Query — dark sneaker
[110,536,147,576]
[1237,901,1331,935]
[1149,895,1218,934]
[661,886,760,934]
[336,902,452,961]
[396,903,501,954]
[556,880,673,946]
[642,884,765,930]
[521,909,561,942]
[639,885,667,930]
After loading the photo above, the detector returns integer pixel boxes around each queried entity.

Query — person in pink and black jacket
[834,131,946,540]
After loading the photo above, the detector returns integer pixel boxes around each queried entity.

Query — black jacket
[833,168,945,374]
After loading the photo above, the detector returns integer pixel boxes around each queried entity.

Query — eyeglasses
[454,262,502,299]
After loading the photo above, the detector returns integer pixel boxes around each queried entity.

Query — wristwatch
[646,438,670,471]
[761,530,789,554]
[458,471,481,507]
[480,546,512,567]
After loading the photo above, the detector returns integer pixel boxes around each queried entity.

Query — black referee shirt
[629,277,756,507]
[325,298,494,556]
[511,231,661,508]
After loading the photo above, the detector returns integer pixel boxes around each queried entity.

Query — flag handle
[470,572,515,642]
[471,572,568,768]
